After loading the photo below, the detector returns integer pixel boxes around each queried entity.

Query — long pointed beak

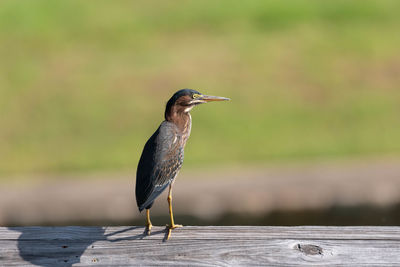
[200,95,230,102]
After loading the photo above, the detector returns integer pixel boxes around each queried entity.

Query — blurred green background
[1,0,400,177]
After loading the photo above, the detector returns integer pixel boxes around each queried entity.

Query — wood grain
[1,226,400,266]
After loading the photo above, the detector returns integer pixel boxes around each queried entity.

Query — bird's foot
[165,224,183,240]
[145,223,152,235]
[166,224,183,229]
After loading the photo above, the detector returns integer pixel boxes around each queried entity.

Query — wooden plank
[1,226,400,266]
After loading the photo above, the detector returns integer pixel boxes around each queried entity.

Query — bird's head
[165,89,230,120]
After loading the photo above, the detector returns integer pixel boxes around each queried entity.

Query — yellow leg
[166,184,182,240]
[145,209,152,235]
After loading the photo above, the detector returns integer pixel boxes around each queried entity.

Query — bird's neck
[165,105,192,133]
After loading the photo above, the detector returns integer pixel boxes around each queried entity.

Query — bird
[135,89,229,240]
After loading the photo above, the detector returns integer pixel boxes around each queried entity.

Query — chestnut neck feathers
[165,95,193,134]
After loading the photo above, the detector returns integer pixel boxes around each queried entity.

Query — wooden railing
[1,226,400,266]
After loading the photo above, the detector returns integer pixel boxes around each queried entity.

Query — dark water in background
[133,203,400,227]
[11,202,400,227]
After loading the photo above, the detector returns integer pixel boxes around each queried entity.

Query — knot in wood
[296,243,323,255]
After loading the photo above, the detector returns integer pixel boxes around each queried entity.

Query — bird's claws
[146,223,152,235]
[166,224,183,229]
[165,224,183,240]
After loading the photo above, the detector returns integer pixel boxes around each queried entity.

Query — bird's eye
[192,94,201,99]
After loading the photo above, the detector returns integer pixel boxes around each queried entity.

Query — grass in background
[1,0,400,176]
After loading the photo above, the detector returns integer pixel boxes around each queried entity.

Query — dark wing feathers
[135,121,183,211]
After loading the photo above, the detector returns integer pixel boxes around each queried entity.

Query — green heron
[135,89,229,240]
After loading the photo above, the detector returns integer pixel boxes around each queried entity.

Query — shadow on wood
[6,226,168,266]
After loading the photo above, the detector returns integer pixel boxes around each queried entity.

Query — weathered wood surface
[1,226,400,266]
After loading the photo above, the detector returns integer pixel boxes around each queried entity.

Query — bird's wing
[136,121,183,211]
